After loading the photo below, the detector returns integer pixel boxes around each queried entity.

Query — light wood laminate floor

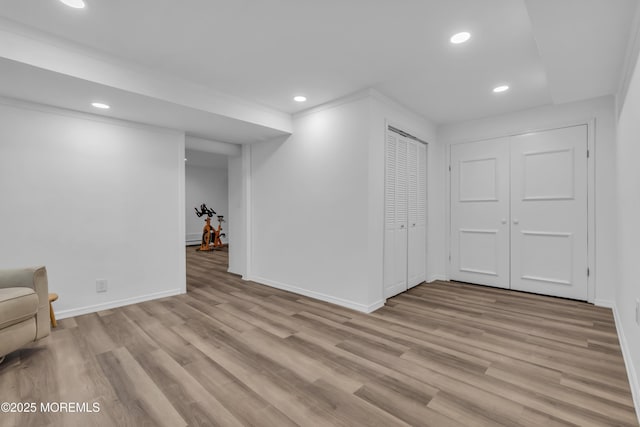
[0,249,637,426]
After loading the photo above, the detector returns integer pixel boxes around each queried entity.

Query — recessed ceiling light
[293,96,307,102]
[493,85,510,93]
[59,0,86,9]
[91,102,110,109]
[450,32,471,44]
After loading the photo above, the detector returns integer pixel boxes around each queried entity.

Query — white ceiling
[0,0,636,142]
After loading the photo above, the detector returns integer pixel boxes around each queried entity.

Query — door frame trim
[446,118,596,303]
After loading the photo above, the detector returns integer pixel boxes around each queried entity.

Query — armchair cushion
[0,266,50,358]
[0,287,38,329]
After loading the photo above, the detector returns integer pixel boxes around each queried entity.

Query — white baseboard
[366,300,386,313]
[593,299,615,308]
[55,288,185,320]
[247,275,384,314]
[225,268,242,277]
[427,274,447,283]
[610,303,640,424]
[186,233,201,246]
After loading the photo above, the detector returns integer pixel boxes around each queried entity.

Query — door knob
[513,219,519,225]
[501,219,507,224]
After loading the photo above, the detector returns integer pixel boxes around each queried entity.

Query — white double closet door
[384,132,427,299]
[450,125,588,300]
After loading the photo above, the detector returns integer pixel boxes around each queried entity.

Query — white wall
[438,96,618,305]
[246,91,437,312]
[185,164,228,245]
[0,98,186,318]
[249,96,374,311]
[616,51,640,416]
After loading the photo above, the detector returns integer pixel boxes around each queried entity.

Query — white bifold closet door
[408,141,427,288]
[450,125,588,300]
[384,131,427,299]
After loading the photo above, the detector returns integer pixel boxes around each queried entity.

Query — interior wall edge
[243,143,252,280]
[293,88,374,119]
[373,90,438,136]
[178,134,187,294]
[616,1,640,115]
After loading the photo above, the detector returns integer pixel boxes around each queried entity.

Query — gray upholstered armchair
[0,266,51,362]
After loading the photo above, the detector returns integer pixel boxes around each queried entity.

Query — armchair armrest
[0,266,50,339]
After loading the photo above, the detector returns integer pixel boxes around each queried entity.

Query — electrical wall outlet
[96,279,108,293]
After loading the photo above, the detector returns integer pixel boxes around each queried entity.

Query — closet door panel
[510,125,588,300]
[383,133,397,296]
[384,133,405,298]
[450,138,510,288]
[392,138,409,296]
[408,141,427,288]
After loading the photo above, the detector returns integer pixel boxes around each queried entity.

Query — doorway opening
[185,149,230,272]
